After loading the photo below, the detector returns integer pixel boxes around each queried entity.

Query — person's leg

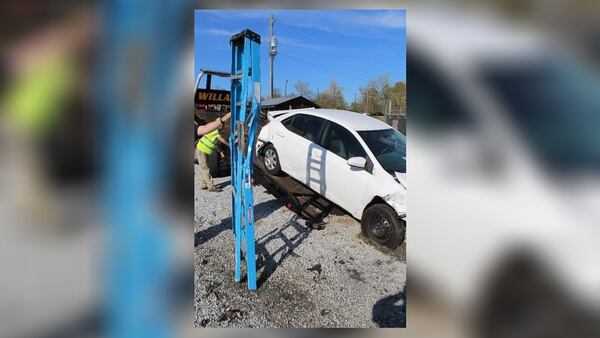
[198,152,215,190]
[196,149,208,189]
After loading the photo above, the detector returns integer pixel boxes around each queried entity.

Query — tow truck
[194,69,232,177]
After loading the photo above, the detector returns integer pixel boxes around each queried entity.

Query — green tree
[364,75,390,115]
[385,81,406,114]
[356,75,405,115]
[349,101,362,112]
[315,80,347,109]
[359,85,383,114]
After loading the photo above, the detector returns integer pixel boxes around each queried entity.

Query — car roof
[290,109,392,131]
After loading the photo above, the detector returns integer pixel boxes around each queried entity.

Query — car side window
[320,122,366,160]
[281,115,295,130]
[282,114,325,143]
[408,53,473,131]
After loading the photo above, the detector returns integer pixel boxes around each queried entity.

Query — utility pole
[269,15,277,99]
[284,79,288,96]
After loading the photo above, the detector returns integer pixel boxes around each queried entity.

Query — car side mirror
[347,156,367,169]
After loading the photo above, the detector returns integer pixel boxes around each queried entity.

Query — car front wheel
[263,144,282,176]
[361,203,405,249]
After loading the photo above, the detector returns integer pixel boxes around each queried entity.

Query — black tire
[477,254,579,338]
[263,144,282,176]
[361,203,405,249]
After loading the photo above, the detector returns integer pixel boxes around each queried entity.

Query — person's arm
[196,112,231,136]
[217,135,229,146]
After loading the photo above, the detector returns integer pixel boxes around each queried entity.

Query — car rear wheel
[477,254,583,338]
[263,144,282,176]
[361,203,405,249]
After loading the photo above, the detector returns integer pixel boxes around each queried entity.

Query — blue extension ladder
[229,30,261,290]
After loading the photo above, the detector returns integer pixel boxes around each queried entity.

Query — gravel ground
[194,168,406,328]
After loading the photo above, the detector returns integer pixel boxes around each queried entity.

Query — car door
[275,114,326,182]
[318,121,372,216]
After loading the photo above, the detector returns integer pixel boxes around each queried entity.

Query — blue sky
[194,9,406,102]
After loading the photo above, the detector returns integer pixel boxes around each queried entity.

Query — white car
[257,109,407,248]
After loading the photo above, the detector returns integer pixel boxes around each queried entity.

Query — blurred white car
[257,109,407,248]
[408,6,600,337]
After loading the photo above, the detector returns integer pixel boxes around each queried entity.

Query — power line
[278,51,369,82]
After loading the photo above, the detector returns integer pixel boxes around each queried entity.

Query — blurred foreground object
[99,1,189,338]
[0,3,102,337]
[407,4,600,338]
[1,5,92,230]
[0,1,193,337]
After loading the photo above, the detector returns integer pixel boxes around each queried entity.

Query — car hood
[395,171,407,190]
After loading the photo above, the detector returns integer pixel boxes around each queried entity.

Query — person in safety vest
[197,112,230,136]
[195,113,230,192]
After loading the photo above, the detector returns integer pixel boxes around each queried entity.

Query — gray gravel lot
[194,168,406,328]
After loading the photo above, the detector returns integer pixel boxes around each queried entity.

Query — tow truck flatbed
[253,156,345,223]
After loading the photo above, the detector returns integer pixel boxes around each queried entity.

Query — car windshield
[358,129,406,173]
[482,57,600,174]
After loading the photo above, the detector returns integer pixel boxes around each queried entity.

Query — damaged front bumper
[384,190,407,219]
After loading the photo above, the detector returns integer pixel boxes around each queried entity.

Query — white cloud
[203,28,237,36]
[276,10,405,39]
[279,20,336,33]
[276,36,329,51]
[204,10,269,20]
[197,10,405,42]
[351,11,406,29]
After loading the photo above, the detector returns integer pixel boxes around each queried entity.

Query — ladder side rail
[231,41,244,283]
[237,37,251,284]
[242,37,261,290]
